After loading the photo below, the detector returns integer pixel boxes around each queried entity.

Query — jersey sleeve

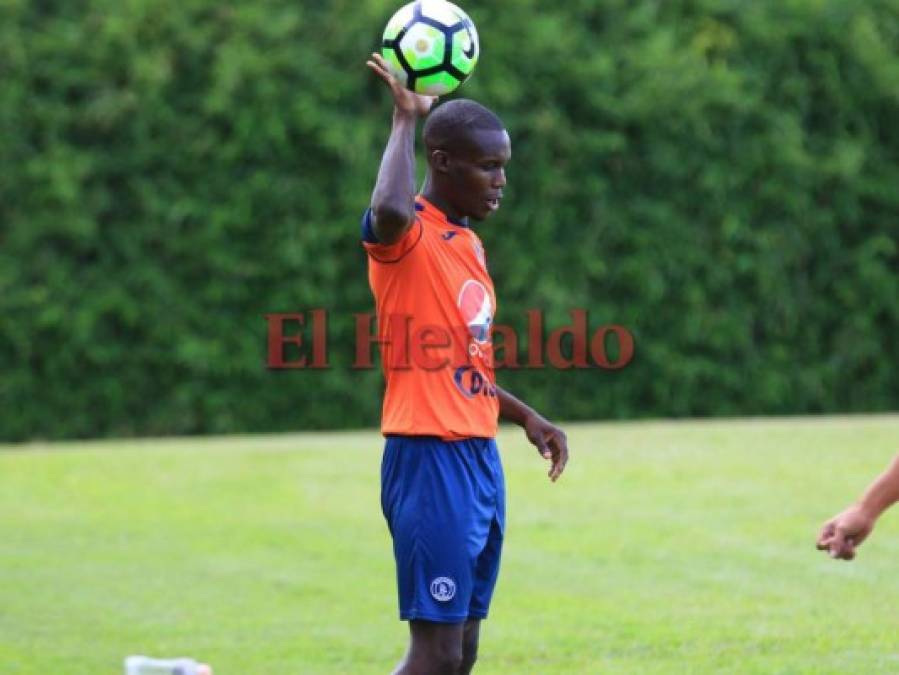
[361,208,423,263]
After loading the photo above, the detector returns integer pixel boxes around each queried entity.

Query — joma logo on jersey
[453,365,497,399]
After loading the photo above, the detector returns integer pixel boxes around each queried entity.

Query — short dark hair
[423,99,505,151]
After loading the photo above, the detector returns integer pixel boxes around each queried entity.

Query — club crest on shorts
[430,576,456,602]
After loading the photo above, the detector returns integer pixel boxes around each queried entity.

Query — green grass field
[2,415,898,674]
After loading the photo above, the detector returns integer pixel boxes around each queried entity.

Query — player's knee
[408,621,465,674]
[410,636,463,673]
[460,628,479,673]
[415,634,463,674]
[459,647,478,673]
[430,641,464,674]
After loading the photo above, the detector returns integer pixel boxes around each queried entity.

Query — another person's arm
[816,453,899,560]
[365,53,436,244]
[497,386,569,482]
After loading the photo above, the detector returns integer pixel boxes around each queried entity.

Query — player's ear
[430,149,450,173]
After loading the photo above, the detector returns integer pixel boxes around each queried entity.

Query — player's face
[448,129,511,221]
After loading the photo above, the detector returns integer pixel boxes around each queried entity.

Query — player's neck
[421,183,464,222]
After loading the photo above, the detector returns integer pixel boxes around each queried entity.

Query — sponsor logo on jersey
[453,365,497,399]
[457,280,492,344]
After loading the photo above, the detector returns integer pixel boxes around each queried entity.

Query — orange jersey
[362,196,499,440]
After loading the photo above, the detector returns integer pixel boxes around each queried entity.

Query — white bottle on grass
[124,655,212,675]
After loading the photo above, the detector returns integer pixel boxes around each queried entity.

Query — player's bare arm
[497,386,569,482]
[816,452,899,560]
[365,53,437,244]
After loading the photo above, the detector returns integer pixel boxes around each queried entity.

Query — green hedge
[1,0,897,441]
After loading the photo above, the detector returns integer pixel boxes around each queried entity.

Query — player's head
[423,99,511,221]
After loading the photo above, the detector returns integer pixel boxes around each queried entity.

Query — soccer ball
[381,0,480,96]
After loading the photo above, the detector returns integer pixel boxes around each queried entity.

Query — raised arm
[365,53,437,244]
[816,453,899,560]
[497,386,569,482]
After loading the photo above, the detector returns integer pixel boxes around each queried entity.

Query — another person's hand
[524,413,569,482]
[366,52,437,117]
[816,504,877,560]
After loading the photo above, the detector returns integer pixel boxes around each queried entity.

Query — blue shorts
[381,435,505,623]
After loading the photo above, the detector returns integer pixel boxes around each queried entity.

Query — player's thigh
[408,619,466,664]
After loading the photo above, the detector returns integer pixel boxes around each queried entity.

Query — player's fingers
[826,529,847,558]
[548,436,569,482]
[829,528,860,560]
[551,458,567,481]
[367,52,386,69]
[832,541,856,560]
[549,458,562,481]
[366,59,391,82]
[816,523,835,550]
[548,453,561,480]
[530,433,550,459]
[367,53,397,80]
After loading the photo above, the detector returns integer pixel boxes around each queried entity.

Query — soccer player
[816,453,899,560]
[363,52,570,675]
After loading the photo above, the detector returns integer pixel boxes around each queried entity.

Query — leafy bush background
[1,0,896,441]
